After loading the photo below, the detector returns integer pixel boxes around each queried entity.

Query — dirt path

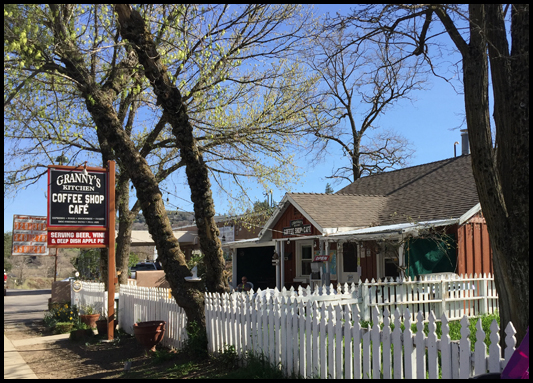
[4,321,153,379]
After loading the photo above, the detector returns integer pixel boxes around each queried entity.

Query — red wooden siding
[456,213,493,276]
[360,241,377,281]
[272,204,321,239]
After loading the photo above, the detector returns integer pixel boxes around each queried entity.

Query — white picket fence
[358,273,499,322]
[118,284,188,350]
[70,275,510,379]
[205,292,516,379]
[70,280,107,316]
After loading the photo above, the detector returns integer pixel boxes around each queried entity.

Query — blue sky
[3,5,468,233]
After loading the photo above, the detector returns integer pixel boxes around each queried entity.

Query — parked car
[130,261,162,279]
[4,270,7,296]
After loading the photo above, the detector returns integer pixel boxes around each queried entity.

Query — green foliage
[183,320,208,358]
[4,232,13,271]
[220,351,292,379]
[79,304,95,315]
[128,252,140,269]
[214,345,239,370]
[150,348,179,364]
[73,318,91,331]
[325,183,334,194]
[53,322,75,334]
[47,302,78,324]
[43,311,58,329]
[70,249,101,281]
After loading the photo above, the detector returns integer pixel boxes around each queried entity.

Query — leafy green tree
[4,4,320,345]
[4,4,320,288]
[325,183,334,194]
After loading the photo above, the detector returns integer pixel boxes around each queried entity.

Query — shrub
[54,322,75,334]
[183,320,208,358]
[46,302,78,327]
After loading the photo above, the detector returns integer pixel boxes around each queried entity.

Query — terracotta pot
[96,319,107,336]
[133,321,166,352]
[79,314,100,328]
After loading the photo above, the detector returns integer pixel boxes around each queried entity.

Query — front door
[339,242,360,283]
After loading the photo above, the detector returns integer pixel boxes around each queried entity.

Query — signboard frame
[47,161,117,340]
[12,215,49,256]
[47,164,108,249]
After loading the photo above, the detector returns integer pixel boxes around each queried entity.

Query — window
[384,258,400,278]
[296,240,314,279]
[343,242,358,272]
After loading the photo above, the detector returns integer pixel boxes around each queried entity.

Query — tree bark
[114,4,229,295]
[115,170,136,286]
[458,4,529,346]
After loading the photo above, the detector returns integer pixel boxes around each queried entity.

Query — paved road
[4,289,51,329]
[4,289,52,379]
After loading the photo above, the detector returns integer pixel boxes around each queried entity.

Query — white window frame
[295,240,314,281]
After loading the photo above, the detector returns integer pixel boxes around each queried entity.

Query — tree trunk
[114,4,228,295]
[461,4,529,347]
[115,170,136,286]
[85,90,207,331]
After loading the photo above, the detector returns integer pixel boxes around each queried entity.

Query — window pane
[302,246,312,260]
[384,259,399,278]
[302,261,312,276]
[343,243,358,272]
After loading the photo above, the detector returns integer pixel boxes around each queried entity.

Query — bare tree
[337,4,529,346]
[304,26,423,183]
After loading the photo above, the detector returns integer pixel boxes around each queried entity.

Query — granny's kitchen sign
[47,167,107,228]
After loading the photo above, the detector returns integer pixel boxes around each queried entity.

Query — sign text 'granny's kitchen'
[48,168,107,227]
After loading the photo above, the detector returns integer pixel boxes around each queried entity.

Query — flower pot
[133,321,166,352]
[96,319,107,336]
[79,314,100,329]
[70,328,93,341]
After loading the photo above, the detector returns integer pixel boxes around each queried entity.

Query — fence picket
[392,309,403,379]
[335,305,343,379]
[415,311,426,378]
[459,316,471,379]
[440,314,452,379]
[371,306,381,379]
[403,309,415,378]
[382,308,392,379]
[427,312,438,379]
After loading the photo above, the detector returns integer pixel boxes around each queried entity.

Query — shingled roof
[336,155,479,225]
[258,155,480,240]
[288,193,387,229]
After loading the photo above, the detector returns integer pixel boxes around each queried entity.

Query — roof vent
[461,129,469,155]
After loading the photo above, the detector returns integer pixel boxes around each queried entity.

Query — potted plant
[95,309,119,336]
[133,320,166,352]
[95,316,108,336]
[70,319,94,341]
[79,305,100,329]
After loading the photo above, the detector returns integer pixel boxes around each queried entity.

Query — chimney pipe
[460,129,469,155]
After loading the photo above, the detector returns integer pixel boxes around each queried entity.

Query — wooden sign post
[47,160,116,340]
[106,160,116,340]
